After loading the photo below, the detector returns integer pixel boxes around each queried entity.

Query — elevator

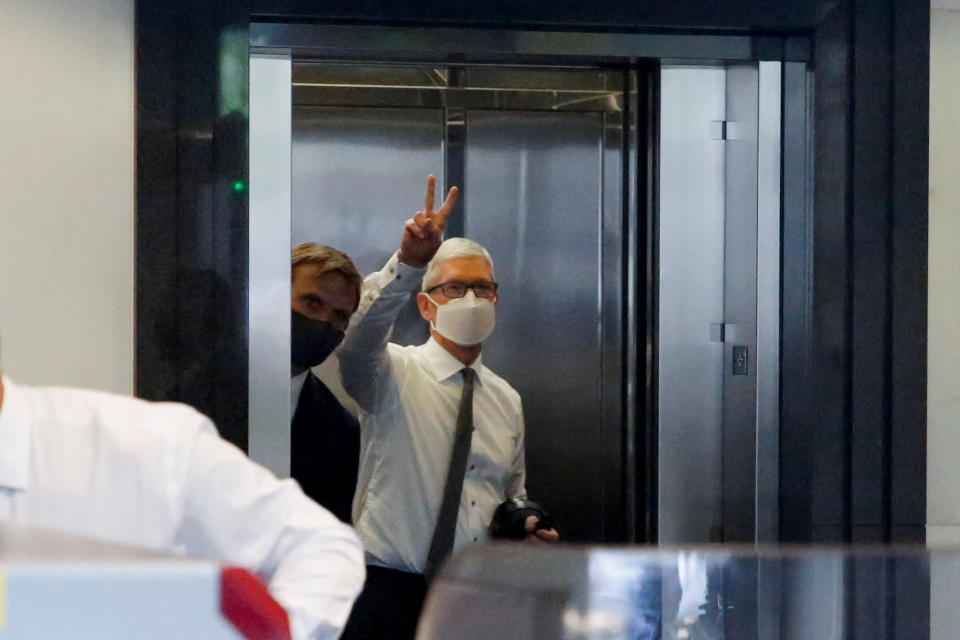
[248,25,803,546]
[270,62,634,544]
[657,64,784,545]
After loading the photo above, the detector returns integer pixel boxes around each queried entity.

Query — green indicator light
[232,180,246,192]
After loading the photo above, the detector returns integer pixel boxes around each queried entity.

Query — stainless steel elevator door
[658,67,727,544]
[293,106,444,276]
[292,106,442,348]
[465,110,608,543]
[658,63,782,545]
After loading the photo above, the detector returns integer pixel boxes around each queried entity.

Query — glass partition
[421,544,942,640]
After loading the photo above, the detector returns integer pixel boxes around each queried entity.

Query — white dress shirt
[0,376,364,640]
[338,252,526,575]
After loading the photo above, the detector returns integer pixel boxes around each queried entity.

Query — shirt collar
[291,370,309,394]
[0,376,31,491]
[420,337,485,386]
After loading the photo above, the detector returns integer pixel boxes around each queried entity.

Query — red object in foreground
[220,567,292,640]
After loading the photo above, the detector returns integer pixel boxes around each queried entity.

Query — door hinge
[710,120,742,140]
[710,322,726,343]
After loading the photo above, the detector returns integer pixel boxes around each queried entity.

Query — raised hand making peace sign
[397,174,459,268]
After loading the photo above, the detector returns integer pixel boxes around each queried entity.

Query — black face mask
[291,311,345,370]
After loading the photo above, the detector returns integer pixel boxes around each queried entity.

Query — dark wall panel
[808,2,851,538]
[252,0,837,31]
[849,0,892,540]
[136,1,251,448]
[780,0,929,543]
[889,0,929,541]
[779,61,814,542]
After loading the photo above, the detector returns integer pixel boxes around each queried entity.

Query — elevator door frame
[250,23,812,544]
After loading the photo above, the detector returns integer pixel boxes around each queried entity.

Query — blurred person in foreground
[0,340,364,640]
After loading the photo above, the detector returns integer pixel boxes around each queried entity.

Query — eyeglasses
[427,281,499,300]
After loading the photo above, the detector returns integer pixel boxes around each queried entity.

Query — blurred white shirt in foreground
[0,376,364,640]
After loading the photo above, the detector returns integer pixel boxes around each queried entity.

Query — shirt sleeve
[338,251,425,412]
[506,402,527,501]
[175,417,365,640]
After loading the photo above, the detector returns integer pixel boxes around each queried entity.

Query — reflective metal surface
[443,71,467,239]
[419,544,934,640]
[601,77,632,542]
[294,64,620,91]
[658,63,783,545]
[265,58,786,545]
[657,66,727,544]
[292,106,444,275]
[624,68,644,543]
[289,64,631,542]
[249,53,293,477]
[292,106,442,348]
[721,63,761,544]
[293,63,624,112]
[465,109,615,543]
[755,61,783,544]
[779,61,815,542]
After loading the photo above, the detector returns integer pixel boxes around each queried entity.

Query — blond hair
[291,243,363,308]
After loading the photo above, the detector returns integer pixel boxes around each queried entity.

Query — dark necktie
[425,368,476,579]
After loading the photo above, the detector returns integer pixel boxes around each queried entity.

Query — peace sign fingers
[423,174,437,216]
[399,174,460,268]
[422,174,459,227]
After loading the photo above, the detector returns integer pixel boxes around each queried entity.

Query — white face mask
[426,290,496,346]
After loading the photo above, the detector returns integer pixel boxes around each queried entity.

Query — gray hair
[422,237,495,291]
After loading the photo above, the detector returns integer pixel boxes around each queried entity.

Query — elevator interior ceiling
[292,62,624,112]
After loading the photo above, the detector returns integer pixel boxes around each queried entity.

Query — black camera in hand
[488,498,554,540]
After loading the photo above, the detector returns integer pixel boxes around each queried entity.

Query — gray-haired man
[339,176,557,640]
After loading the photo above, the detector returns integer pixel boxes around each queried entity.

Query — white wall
[927,10,960,631]
[927,7,960,545]
[929,15,960,633]
[0,0,135,394]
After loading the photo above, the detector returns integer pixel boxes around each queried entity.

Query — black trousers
[341,565,429,640]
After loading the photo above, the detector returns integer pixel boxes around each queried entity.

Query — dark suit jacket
[291,372,360,524]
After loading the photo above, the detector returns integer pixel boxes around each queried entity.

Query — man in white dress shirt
[0,356,364,640]
[338,175,558,639]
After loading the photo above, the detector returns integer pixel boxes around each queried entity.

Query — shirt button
[470,465,476,471]
[471,500,476,506]
[473,537,479,542]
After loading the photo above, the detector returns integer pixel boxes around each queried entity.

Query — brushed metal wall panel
[657,66,726,544]
[465,109,607,543]
[292,106,444,347]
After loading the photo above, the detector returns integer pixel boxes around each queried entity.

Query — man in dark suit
[290,243,363,524]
